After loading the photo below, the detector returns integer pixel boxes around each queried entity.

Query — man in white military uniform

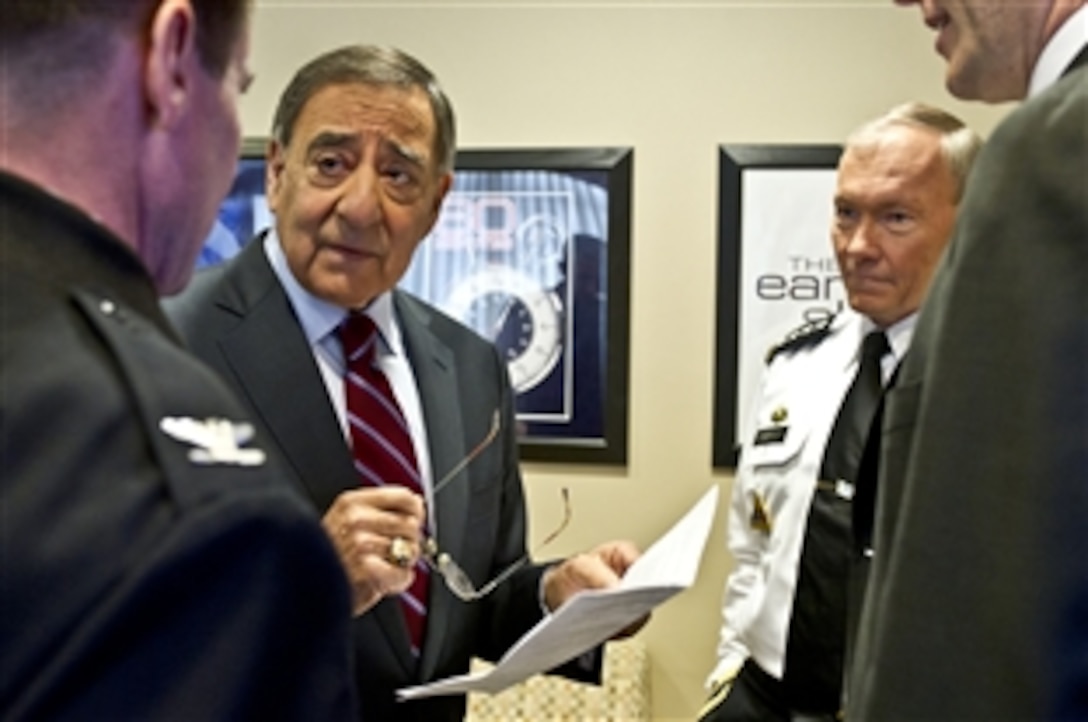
[699,103,981,722]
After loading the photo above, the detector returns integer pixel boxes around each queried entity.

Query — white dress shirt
[1028,5,1088,98]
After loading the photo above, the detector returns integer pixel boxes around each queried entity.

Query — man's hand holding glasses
[324,408,648,640]
[321,484,427,616]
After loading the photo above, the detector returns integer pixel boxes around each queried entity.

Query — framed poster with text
[712,144,843,468]
[199,142,632,465]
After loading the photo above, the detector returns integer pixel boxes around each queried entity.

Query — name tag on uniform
[753,426,787,445]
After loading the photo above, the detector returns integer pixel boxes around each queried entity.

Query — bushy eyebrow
[305,131,357,154]
[387,141,425,169]
[302,132,426,169]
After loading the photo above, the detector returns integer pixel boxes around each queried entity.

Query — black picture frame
[200,142,632,465]
[197,138,270,269]
[712,144,843,468]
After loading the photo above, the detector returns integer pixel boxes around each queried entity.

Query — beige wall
[246,2,1009,719]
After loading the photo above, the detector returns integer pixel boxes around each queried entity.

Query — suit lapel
[212,242,350,510]
[394,292,470,680]
[213,242,416,673]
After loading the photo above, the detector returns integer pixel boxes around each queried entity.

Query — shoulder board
[764,314,836,364]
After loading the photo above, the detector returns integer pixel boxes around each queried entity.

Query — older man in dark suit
[166,44,642,722]
[851,1,1088,719]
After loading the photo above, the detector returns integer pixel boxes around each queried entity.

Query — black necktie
[783,330,891,712]
[820,330,890,484]
[852,358,903,555]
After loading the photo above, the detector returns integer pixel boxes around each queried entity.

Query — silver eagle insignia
[159,416,267,467]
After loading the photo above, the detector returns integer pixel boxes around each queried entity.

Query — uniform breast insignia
[754,426,787,445]
[764,314,837,364]
[749,491,773,534]
[160,417,267,467]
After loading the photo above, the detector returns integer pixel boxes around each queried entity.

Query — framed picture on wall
[199,142,633,465]
[712,144,843,468]
[198,138,271,268]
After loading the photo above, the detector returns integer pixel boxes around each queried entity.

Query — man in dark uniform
[0,2,359,719]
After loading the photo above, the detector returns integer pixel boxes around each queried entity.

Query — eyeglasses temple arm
[463,556,531,602]
[433,409,501,495]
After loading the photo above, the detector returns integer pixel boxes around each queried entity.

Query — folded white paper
[397,485,720,700]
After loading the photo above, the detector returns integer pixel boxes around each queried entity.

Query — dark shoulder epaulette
[764,314,836,364]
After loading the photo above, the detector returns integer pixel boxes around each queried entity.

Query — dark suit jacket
[165,238,598,721]
[0,172,357,720]
[848,52,1088,719]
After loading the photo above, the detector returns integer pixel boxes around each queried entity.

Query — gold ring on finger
[388,536,413,568]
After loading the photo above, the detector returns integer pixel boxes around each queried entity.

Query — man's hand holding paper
[398,486,719,700]
[543,540,650,639]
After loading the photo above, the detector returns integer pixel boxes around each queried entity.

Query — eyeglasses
[422,410,572,602]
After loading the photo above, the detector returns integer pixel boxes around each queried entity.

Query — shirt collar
[262,230,404,356]
[1028,5,1088,98]
[852,310,917,368]
[881,312,917,367]
[361,290,405,358]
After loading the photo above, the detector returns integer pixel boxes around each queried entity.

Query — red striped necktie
[338,312,430,656]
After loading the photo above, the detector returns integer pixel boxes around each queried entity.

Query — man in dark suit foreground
[0,1,357,720]
[851,1,1088,718]
[167,44,643,722]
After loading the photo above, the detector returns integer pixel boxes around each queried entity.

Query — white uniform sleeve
[706,363,776,689]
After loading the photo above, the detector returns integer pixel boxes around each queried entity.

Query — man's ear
[143,0,198,129]
[265,139,287,213]
[418,170,453,238]
[432,170,453,214]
